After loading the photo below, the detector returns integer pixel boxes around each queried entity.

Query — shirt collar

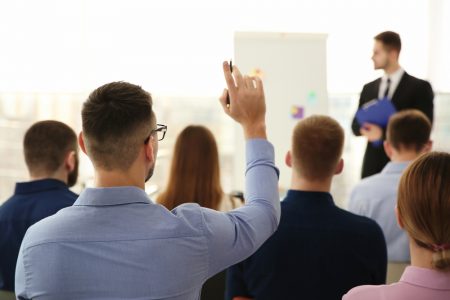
[14,178,69,195]
[74,186,152,206]
[283,190,335,208]
[381,161,411,175]
[383,67,404,83]
[400,266,450,290]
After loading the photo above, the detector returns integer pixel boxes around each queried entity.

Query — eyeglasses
[144,124,167,143]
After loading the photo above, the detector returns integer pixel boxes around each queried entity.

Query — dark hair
[158,125,224,210]
[82,81,154,170]
[387,109,431,152]
[374,31,401,53]
[398,152,450,271]
[292,115,344,180]
[24,120,77,175]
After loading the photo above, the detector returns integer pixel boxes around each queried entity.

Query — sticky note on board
[291,105,304,119]
[249,68,264,78]
[307,91,318,105]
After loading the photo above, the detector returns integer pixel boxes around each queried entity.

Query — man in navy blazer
[226,116,387,300]
[352,31,434,178]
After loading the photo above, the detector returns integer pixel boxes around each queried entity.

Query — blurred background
[1,0,449,206]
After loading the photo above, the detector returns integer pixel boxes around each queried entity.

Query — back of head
[82,81,153,171]
[398,152,450,271]
[292,115,344,181]
[158,125,223,210]
[24,120,77,178]
[374,31,401,54]
[387,109,431,152]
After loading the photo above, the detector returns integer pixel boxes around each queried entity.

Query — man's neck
[384,63,401,75]
[390,150,421,162]
[290,172,332,193]
[94,170,145,190]
[30,172,67,185]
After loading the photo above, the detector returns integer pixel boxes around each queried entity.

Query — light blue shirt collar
[74,186,152,206]
[381,161,411,175]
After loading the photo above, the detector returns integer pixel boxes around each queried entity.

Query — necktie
[383,78,391,98]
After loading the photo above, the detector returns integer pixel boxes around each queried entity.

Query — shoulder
[352,173,384,194]
[335,206,383,236]
[0,195,18,213]
[363,78,381,90]
[349,174,385,206]
[402,73,432,88]
[343,284,385,300]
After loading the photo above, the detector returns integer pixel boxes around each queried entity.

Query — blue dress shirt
[15,139,280,300]
[0,179,77,291]
[226,190,387,300]
[348,161,410,262]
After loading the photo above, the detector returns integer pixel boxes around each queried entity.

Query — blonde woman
[344,152,450,299]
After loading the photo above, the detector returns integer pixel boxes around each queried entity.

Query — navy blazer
[226,190,387,300]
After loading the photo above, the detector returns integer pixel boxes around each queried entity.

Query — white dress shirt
[378,67,405,100]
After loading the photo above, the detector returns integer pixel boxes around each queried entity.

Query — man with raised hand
[15,62,280,300]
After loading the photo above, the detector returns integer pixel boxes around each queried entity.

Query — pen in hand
[226,60,233,108]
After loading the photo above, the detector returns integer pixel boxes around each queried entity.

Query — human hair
[387,109,431,152]
[23,120,77,176]
[374,31,401,54]
[292,115,344,181]
[82,81,154,171]
[158,125,224,210]
[397,152,450,271]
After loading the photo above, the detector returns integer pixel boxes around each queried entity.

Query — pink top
[343,266,450,300]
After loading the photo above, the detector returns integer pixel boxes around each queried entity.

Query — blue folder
[356,97,397,147]
[356,97,397,128]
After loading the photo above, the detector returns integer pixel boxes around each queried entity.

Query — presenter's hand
[360,123,383,142]
[219,61,267,140]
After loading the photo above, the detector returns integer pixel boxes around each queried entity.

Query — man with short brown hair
[349,109,432,262]
[226,115,387,300]
[0,120,78,292]
[352,31,434,178]
[14,64,281,300]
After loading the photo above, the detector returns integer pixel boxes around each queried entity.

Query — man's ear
[335,158,344,175]
[285,151,292,168]
[145,136,155,163]
[395,206,404,229]
[422,140,433,153]
[64,151,76,172]
[78,132,87,155]
[384,140,393,159]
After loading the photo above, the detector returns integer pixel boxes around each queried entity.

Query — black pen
[226,60,233,108]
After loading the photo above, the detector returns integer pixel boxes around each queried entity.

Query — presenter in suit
[352,31,434,178]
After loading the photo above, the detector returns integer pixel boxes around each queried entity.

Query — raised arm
[202,62,281,276]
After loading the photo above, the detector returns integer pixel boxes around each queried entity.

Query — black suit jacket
[352,72,434,178]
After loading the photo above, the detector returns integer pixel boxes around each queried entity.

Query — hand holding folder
[356,97,397,147]
[356,97,397,128]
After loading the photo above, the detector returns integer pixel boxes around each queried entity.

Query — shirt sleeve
[225,263,251,300]
[201,139,281,278]
[15,242,30,299]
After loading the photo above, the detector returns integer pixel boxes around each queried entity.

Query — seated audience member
[344,151,450,299]
[0,120,78,292]
[14,63,281,300]
[348,110,432,262]
[158,125,241,300]
[226,116,387,300]
[158,125,241,211]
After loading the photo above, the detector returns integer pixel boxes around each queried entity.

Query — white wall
[0,0,447,96]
